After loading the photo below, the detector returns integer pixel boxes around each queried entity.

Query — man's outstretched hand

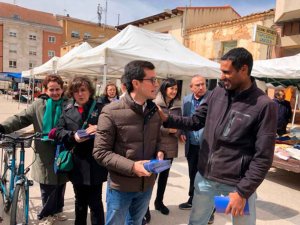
[156,104,168,122]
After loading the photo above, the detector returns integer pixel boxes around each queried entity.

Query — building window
[283,21,300,36]
[48,50,55,58]
[29,61,35,69]
[9,31,17,37]
[9,60,17,68]
[71,31,80,38]
[29,34,37,40]
[29,47,37,56]
[29,50,37,56]
[48,36,56,43]
[83,32,91,39]
[12,14,20,20]
[9,44,17,54]
[222,41,237,56]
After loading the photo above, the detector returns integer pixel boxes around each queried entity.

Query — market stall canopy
[56,42,92,72]
[58,25,221,80]
[252,53,300,87]
[22,56,59,78]
[253,53,300,79]
[21,42,92,78]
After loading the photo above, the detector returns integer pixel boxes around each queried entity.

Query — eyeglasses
[139,77,158,85]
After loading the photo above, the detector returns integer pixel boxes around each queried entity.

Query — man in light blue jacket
[179,75,215,223]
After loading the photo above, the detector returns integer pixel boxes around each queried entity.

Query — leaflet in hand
[144,159,171,174]
[214,196,249,215]
[76,129,95,139]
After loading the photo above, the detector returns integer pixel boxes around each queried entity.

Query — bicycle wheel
[1,151,13,212]
[0,188,4,223]
[10,184,29,225]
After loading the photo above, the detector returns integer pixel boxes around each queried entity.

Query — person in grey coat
[0,75,68,225]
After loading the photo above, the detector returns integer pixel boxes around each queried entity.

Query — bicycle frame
[0,144,16,211]
[15,141,30,221]
[0,142,26,207]
[0,132,40,225]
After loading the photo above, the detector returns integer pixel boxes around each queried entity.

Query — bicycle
[0,132,41,225]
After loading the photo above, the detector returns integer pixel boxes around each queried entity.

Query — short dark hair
[221,47,253,76]
[123,60,155,93]
[274,90,285,99]
[159,78,181,106]
[67,76,95,98]
[42,74,64,90]
[120,75,126,84]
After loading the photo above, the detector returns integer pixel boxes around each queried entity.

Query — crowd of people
[0,47,278,225]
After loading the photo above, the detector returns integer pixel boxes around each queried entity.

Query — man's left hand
[156,151,164,160]
[156,104,168,122]
[225,192,247,216]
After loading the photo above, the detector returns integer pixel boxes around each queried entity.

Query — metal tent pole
[291,90,299,129]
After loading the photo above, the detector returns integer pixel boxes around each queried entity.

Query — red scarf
[78,106,84,114]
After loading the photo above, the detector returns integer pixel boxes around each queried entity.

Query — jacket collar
[38,93,49,100]
[224,77,257,100]
[124,92,158,118]
[155,92,181,109]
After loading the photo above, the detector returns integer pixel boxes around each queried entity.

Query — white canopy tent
[252,53,300,127]
[56,42,92,74]
[22,42,93,78]
[252,53,300,79]
[22,56,59,78]
[58,25,221,80]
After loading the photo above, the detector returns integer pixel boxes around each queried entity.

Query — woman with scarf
[0,75,68,225]
[55,76,107,225]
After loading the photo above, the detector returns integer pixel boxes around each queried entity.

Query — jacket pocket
[240,154,252,178]
[209,148,243,181]
[222,110,251,138]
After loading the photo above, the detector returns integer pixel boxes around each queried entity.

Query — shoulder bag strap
[81,100,96,129]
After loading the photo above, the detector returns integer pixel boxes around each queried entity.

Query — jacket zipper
[240,155,244,178]
[142,120,145,192]
[207,96,232,176]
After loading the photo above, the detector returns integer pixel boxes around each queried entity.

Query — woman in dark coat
[56,76,107,225]
[97,83,119,111]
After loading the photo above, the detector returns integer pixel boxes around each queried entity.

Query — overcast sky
[2,0,276,26]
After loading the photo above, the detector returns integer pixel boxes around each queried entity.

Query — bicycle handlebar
[0,132,42,142]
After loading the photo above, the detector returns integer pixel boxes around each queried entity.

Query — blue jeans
[189,172,257,225]
[105,186,153,225]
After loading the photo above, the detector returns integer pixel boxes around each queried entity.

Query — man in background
[273,90,292,136]
[179,75,215,223]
